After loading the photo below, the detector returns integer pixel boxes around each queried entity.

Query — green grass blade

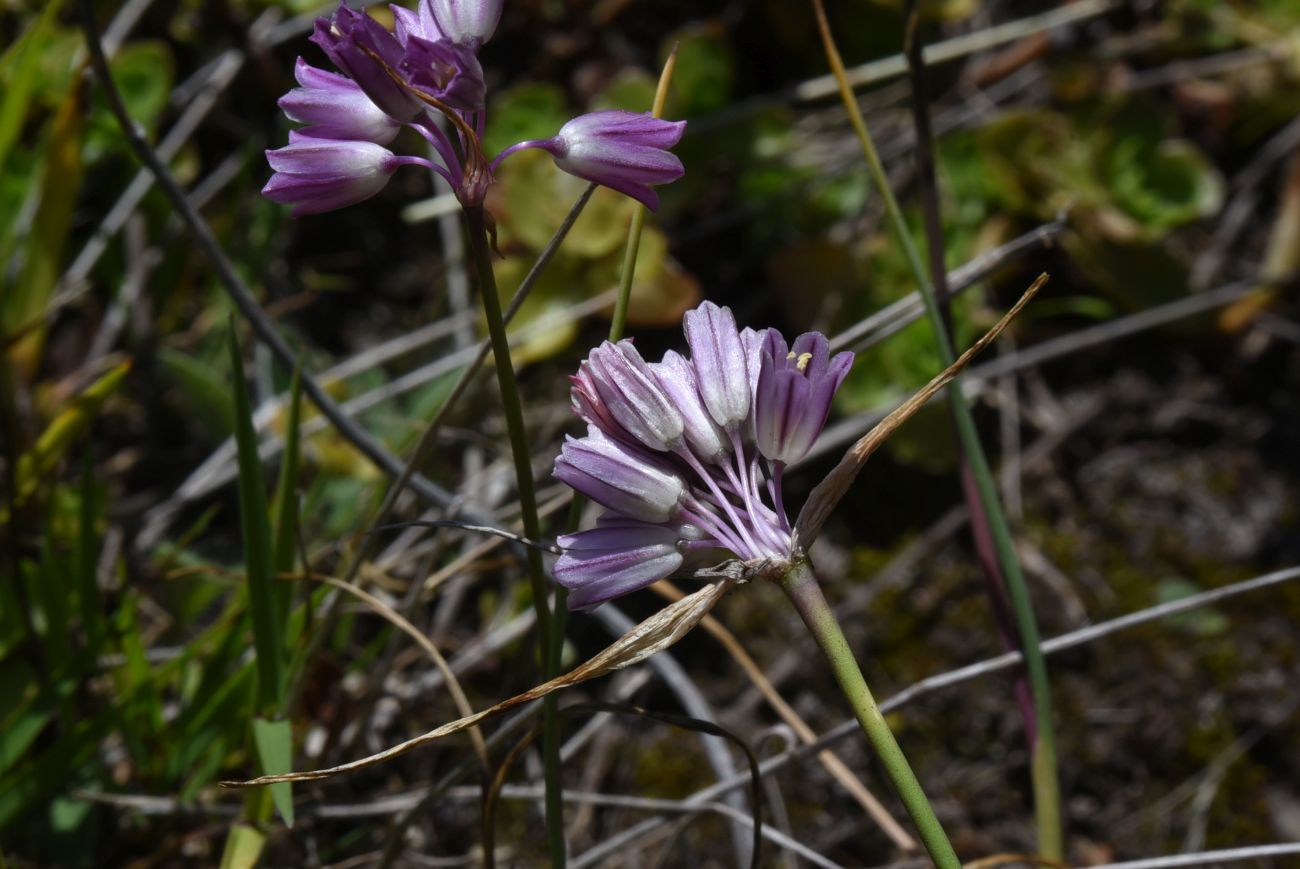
[77,451,102,657]
[4,69,84,377]
[226,321,283,714]
[252,717,294,827]
[35,528,71,675]
[218,822,265,869]
[0,0,64,180]
[270,362,303,634]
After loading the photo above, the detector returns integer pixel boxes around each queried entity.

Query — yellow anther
[795,352,813,372]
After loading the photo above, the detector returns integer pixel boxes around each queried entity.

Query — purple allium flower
[497,111,686,210]
[311,4,424,123]
[553,302,854,610]
[268,4,685,213]
[553,429,686,524]
[684,301,753,433]
[262,133,431,215]
[279,58,402,145]
[755,331,854,465]
[583,340,685,453]
[553,518,684,610]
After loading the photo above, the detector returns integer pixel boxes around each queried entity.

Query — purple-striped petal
[585,340,685,453]
[754,330,854,464]
[420,0,503,46]
[400,35,486,111]
[552,430,685,523]
[262,136,400,215]
[279,57,402,145]
[554,519,683,610]
[509,111,686,211]
[684,302,751,432]
[651,350,728,462]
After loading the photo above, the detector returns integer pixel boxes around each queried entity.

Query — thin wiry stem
[810,0,1061,854]
[462,203,562,864]
[649,578,918,851]
[902,0,1061,855]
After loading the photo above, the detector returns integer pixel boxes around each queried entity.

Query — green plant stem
[538,193,650,865]
[777,560,959,868]
[809,0,1061,855]
[462,205,563,866]
[608,207,647,344]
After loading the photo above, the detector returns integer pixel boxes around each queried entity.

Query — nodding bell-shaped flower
[311,4,424,123]
[755,331,854,465]
[278,58,402,145]
[418,0,504,47]
[262,133,429,215]
[554,517,684,610]
[684,301,753,433]
[400,34,486,112]
[495,111,686,211]
[584,340,685,453]
[651,350,728,463]
[552,429,686,524]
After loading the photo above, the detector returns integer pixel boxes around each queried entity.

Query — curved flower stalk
[553,300,853,610]
[263,0,685,213]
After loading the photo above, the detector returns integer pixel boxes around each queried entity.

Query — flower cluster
[553,302,854,610]
[264,0,686,215]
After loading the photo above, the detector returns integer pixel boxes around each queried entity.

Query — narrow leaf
[5,70,84,376]
[0,0,64,178]
[252,717,294,827]
[218,823,265,869]
[77,451,102,656]
[227,322,282,714]
[270,363,303,631]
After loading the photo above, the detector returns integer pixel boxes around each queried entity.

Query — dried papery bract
[219,576,738,788]
[792,273,1048,552]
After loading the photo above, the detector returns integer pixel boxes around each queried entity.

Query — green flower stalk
[778,559,960,868]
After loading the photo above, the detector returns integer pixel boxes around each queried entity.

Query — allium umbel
[553,302,854,609]
[264,0,685,212]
